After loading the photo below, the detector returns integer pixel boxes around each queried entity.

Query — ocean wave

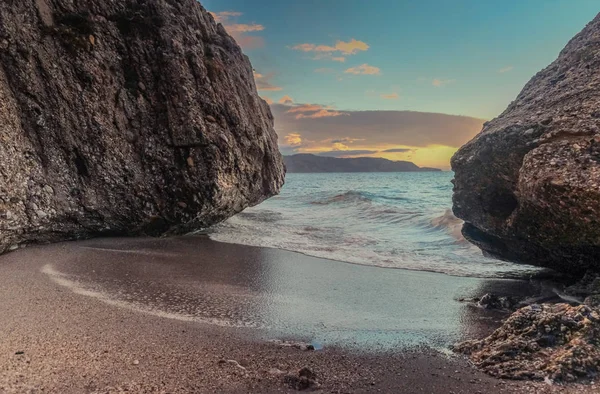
[208,173,544,279]
[310,190,410,206]
[310,191,371,205]
[430,209,466,243]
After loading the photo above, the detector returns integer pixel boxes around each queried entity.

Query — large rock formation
[452,14,600,274]
[0,0,285,253]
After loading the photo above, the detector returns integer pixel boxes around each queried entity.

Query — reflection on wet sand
[42,236,548,349]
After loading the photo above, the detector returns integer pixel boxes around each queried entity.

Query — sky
[203,0,600,169]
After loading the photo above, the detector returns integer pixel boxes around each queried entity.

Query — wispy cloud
[432,78,456,87]
[209,11,265,49]
[382,148,413,153]
[291,39,369,62]
[275,97,348,120]
[284,133,303,146]
[225,23,265,33]
[380,92,399,100]
[317,150,378,157]
[344,64,381,75]
[253,71,282,91]
[498,65,514,73]
[210,11,242,22]
[292,39,369,55]
[278,95,294,104]
[270,105,485,151]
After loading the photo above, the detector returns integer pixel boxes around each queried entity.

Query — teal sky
[203,0,600,168]
[204,0,598,119]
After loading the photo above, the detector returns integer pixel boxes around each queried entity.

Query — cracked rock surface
[0,0,284,252]
[452,13,600,274]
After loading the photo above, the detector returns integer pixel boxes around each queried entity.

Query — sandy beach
[0,236,594,393]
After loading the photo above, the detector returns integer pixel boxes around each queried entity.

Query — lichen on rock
[0,0,284,252]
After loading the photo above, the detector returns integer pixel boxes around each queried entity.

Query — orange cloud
[291,39,369,61]
[344,64,381,75]
[272,104,486,169]
[209,11,265,49]
[381,93,399,100]
[253,71,282,91]
[225,23,265,32]
[295,109,346,119]
[292,39,369,55]
[279,95,294,104]
[286,104,326,113]
[210,11,242,23]
[262,96,273,105]
[284,133,303,146]
[279,101,348,120]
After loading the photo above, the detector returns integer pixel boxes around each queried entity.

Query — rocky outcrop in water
[0,0,284,253]
[451,14,600,274]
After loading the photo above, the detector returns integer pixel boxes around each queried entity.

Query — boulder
[0,0,284,252]
[452,14,600,274]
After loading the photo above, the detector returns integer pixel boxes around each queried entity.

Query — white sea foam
[209,173,543,278]
[41,264,260,328]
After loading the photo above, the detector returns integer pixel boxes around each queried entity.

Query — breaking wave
[209,172,543,278]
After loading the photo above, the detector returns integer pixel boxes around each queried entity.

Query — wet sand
[0,236,594,393]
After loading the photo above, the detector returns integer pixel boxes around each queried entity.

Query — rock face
[452,14,600,274]
[0,0,285,253]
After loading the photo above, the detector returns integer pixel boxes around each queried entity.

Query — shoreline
[204,231,555,280]
[0,236,593,392]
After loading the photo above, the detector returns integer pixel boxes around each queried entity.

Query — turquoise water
[210,172,542,278]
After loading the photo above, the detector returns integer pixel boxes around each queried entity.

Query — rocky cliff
[0,0,285,253]
[452,14,600,274]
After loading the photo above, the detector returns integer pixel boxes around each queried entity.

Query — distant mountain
[283,154,442,173]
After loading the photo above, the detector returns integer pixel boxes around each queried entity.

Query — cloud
[209,11,265,49]
[278,100,348,120]
[291,39,368,62]
[253,71,282,91]
[344,64,381,75]
[432,78,456,87]
[331,138,365,144]
[210,11,242,22]
[270,104,485,149]
[317,150,379,157]
[284,133,303,146]
[225,23,265,33]
[291,39,369,55]
[382,148,413,153]
[498,66,514,73]
[380,92,399,100]
[278,95,294,104]
[262,96,273,105]
[295,109,347,119]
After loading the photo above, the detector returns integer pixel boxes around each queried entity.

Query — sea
[208,172,543,279]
